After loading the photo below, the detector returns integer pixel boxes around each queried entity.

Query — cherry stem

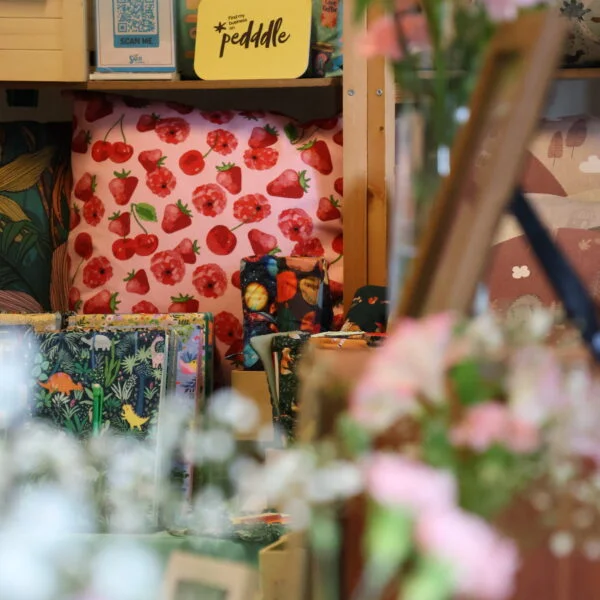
[230,222,245,232]
[103,115,125,142]
[71,257,84,286]
[202,147,213,159]
[329,254,342,265]
[119,116,127,144]
[130,204,148,235]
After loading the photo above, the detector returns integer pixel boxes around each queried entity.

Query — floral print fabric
[67,93,343,381]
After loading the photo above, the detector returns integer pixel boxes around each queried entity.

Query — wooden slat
[0,0,64,18]
[0,17,61,50]
[366,7,395,287]
[0,49,64,81]
[343,0,369,312]
[61,0,88,81]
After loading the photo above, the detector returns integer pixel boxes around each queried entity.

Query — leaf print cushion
[67,93,344,382]
[0,122,71,311]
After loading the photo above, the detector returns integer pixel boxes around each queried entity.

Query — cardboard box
[95,0,176,72]
[260,532,307,600]
[231,370,273,441]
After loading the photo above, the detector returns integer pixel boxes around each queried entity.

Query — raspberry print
[206,129,238,156]
[243,147,279,171]
[155,117,191,144]
[132,300,159,314]
[191,183,227,217]
[146,166,176,198]
[233,194,271,224]
[200,111,234,124]
[166,101,194,115]
[83,196,105,226]
[150,250,186,286]
[292,237,325,257]
[214,311,242,345]
[82,256,113,288]
[192,264,228,299]
[278,208,314,241]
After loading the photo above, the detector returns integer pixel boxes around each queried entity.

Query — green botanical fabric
[0,122,71,310]
[32,329,167,439]
[271,332,311,441]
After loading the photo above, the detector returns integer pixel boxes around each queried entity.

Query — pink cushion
[67,93,343,378]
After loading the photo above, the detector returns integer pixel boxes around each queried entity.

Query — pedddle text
[219,18,291,58]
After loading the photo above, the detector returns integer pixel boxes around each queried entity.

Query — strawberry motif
[333,130,343,146]
[136,113,159,132]
[108,211,131,237]
[124,269,150,295]
[299,139,333,175]
[72,130,91,154]
[216,163,242,194]
[266,170,310,199]
[162,200,193,233]
[317,196,341,221]
[332,233,343,255]
[138,149,166,173]
[334,177,343,196]
[108,170,138,205]
[168,294,200,313]
[248,125,279,148]
[175,238,200,264]
[83,290,120,314]
[248,229,280,255]
[74,173,96,202]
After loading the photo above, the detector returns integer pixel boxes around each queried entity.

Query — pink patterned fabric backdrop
[67,93,343,380]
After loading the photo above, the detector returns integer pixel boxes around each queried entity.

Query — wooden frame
[0,0,88,82]
[398,10,567,318]
[162,551,258,600]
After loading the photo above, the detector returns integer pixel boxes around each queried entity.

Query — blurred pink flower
[482,0,544,22]
[416,509,519,600]
[508,347,566,426]
[358,15,403,60]
[366,453,456,513]
[357,12,429,60]
[350,313,454,431]
[451,401,540,453]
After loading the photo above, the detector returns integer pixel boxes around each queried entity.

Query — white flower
[511,265,530,279]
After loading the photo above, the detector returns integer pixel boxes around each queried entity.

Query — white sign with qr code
[96,0,176,71]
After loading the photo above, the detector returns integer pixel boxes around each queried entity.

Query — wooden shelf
[555,68,600,79]
[0,77,341,91]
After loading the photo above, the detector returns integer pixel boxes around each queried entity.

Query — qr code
[113,0,158,34]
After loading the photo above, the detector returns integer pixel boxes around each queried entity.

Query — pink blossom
[481,0,543,22]
[451,401,540,453]
[416,509,519,600]
[357,15,403,60]
[350,313,455,431]
[366,453,456,513]
[508,347,566,426]
[357,12,429,60]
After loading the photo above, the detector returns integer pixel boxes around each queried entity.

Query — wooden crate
[0,0,88,81]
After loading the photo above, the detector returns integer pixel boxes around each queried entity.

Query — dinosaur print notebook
[32,328,168,440]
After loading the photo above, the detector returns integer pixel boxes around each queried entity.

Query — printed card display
[194,0,312,79]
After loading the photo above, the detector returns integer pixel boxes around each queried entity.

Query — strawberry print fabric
[67,93,343,380]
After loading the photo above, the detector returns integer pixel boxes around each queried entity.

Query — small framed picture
[398,10,567,317]
[162,552,259,600]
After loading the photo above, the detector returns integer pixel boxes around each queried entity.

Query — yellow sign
[194,0,312,80]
